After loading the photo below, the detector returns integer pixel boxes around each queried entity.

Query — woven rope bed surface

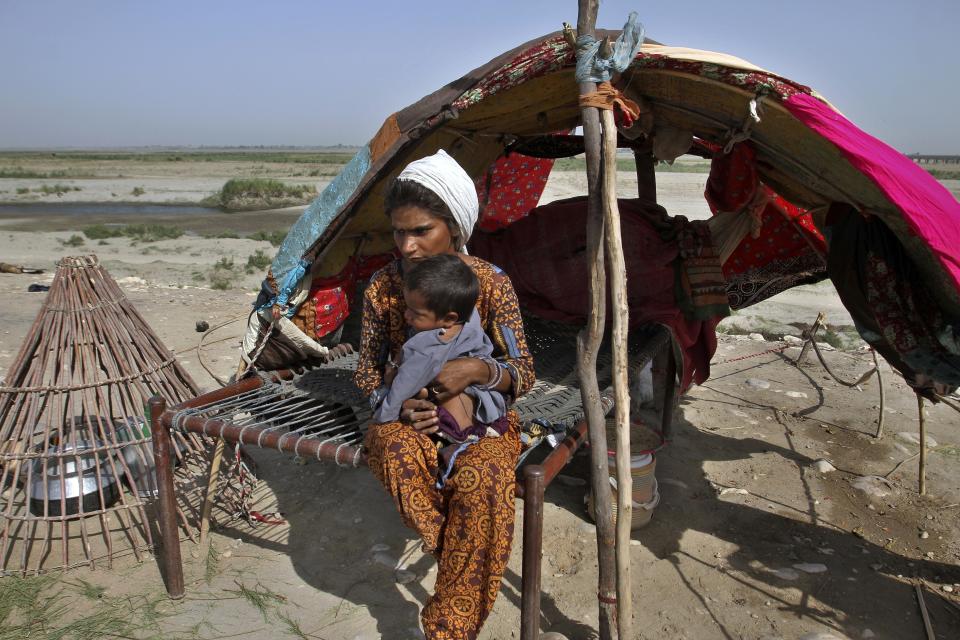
[169,317,671,463]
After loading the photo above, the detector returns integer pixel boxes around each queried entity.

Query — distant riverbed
[0,201,305,235]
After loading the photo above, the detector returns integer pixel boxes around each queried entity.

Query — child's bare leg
[439,392,475,430]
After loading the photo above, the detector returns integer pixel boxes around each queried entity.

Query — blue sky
[1,0,956,153]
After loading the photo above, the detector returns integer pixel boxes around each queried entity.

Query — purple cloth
[371,309,507,424]
[784,93,960,293]
[436,407,510,444]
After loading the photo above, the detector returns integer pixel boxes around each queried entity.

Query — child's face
[403,288,458,333]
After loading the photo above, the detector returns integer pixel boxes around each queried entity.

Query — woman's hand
[429,357,489,403]
[400,389,439,434]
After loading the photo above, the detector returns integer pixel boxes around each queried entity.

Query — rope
[723,95,766,154]
[244,315,278,372]
[808,338,878,388]
[713,344,791,365]
[578,81,643,127]
[0,356,177,393]
[196,312,249,388]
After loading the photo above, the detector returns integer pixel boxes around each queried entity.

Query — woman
[355,150,535,639]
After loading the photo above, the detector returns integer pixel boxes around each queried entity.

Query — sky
[1,0,957,153]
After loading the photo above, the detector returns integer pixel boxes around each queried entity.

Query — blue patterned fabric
[260,145,372,312]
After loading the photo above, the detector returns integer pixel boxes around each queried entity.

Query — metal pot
[113,417,178,499]
[28,437,120,517]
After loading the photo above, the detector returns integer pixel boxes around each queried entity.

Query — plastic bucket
[585,476,660,530]
[586,451,659,530]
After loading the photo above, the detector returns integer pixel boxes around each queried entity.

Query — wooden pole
[633,146,656,203]
[795,312,825,366]
[198,437,226,545]
[914,584,936,640]
[600,106,633,640]
[520,465,546,640]
[572,2,618,638]
[873,350,886,439]
[917,395,926,495]
[150,397,184,599]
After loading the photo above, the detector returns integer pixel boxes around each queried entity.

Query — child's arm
[372,341,442,423]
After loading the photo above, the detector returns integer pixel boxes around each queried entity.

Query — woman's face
[390,204,457,270]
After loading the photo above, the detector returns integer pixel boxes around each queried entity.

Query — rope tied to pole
[723,94,767,154]
[578,81,643,127]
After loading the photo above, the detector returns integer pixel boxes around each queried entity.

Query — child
[371,254,508,445]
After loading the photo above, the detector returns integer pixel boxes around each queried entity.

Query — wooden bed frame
[149,323,677,640]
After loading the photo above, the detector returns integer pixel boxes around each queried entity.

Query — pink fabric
[784,93,960,292]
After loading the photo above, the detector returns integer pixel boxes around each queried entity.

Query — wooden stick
[883,452,919,480]
[574,2,617,638]
[600,106,633,640]
[198,437,226,545]
[914,584,935,640]
[150,397,184,599]
[917,395,926,495]
[520,466,545,640]
[633,146,656,203]
[873,350,885,438]
[934,393,960,415]
[795,311,825,366]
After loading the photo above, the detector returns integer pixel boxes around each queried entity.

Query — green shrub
[551,157,710,173]
[127,224,183,242]
[83,224,125,240]
[60,234,85,247]
[820,330,844,350]
[209,272,234,290]
[245,249,272,273]
[215,178,315,208]
[249,230,286,247]
[83,223,182,242]
[208,256,238,290]
[131,186,146,197]
[36,184,80,196]
[203,230,241,239]
[16,187,29,194]
[926,168,960,180]
[0,168,70,178]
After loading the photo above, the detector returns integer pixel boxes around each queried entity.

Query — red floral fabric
[307,279,350,338]
[475,153,555,231]
[299,252,397,339]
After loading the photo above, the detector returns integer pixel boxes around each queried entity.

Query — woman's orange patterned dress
[355,257,535,640]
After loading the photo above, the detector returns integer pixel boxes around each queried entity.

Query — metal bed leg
[520,464,545,640]
[150,396,184,599]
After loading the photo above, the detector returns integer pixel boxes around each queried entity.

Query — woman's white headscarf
[397,149,478,252]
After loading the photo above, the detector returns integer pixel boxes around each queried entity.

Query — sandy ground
[0,170,958,640]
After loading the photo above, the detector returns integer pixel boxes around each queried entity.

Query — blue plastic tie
[574,12,645,84]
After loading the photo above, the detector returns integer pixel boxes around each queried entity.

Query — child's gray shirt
[371,309,507,424]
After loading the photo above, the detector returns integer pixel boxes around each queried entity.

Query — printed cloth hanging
[705,142,828,308]
[475,152,555,232]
